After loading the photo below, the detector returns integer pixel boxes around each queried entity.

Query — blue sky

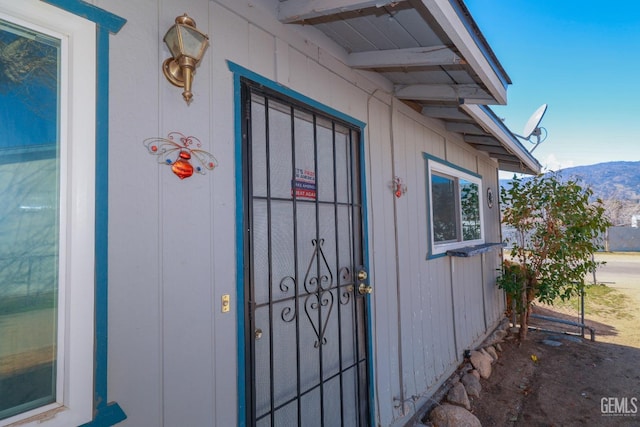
[464,0,640,172]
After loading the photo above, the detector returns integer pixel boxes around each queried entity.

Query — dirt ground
[471,253,640,426]
[472,331,640,426]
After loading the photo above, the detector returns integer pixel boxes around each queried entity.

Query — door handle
[358,283,373,295]
[357,267,371,294]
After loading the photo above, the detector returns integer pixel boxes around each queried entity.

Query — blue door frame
[229,61,375,427]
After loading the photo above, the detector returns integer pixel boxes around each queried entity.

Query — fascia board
[419,0,508,105]
[461,104,541,174]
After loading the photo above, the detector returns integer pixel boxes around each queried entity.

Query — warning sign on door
[292,168,316,200]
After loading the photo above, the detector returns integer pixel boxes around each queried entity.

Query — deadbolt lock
[255,328,263,340]
[358,283,373,295]
[357,270,368,281]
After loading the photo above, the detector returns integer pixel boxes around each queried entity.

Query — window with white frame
[0,1,96,426]
[424,154,484,257]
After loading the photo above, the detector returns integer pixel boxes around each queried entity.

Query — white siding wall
[478,160,506,326]
[386,103,506,425]
[106,1,220,426]
[365,94,403,425]
[100,0,506,425]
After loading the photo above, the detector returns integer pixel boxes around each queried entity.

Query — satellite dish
[522,104,547,138]
[514,104,548,152]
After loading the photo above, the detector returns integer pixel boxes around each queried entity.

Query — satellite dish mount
[514,104,548,152]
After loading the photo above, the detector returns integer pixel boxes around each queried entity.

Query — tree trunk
[519,275,538,340]
[519,282,529,340]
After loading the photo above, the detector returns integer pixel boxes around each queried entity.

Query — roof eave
[461,104,542,175]
[417,0,511,105]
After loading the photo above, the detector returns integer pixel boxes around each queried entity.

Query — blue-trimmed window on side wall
[0,5,97,426]
[0,18,61,421]
[0,1,125,426]
[424,154,484,258]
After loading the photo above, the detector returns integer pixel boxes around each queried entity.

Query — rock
[495,343,503,352]
[485,345,498,362]
[483,328,508,346]
[479,348,492,361]
[447,381,471,410]
[470,369,480,380]
[460,362,474,374]
[429,404,482,427]
[461,372,482,398]
[498,316,510,330]
[469,350,492,379]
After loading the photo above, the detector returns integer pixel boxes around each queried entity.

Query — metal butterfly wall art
[143,132,218,180]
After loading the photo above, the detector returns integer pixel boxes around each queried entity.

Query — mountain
[500,161,640,226]
[554,161,640,201]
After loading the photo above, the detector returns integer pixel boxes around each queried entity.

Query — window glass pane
[431,173,457,242]
[460,179,481,241]
[0,19,60,420]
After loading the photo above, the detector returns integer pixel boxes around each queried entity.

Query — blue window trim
[423,152,484,260]
[423,152,482,180]
[39,1,127,426]
[228,61,375,427]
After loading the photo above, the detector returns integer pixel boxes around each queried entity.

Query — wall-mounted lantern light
[162,14,209,104]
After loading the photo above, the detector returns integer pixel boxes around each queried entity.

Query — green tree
[498,173,611,340]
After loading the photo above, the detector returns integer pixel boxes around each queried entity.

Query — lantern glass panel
[178,25,207,59]
[163,26,181,58]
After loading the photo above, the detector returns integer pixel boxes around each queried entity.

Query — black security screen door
[241,80,371,427]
